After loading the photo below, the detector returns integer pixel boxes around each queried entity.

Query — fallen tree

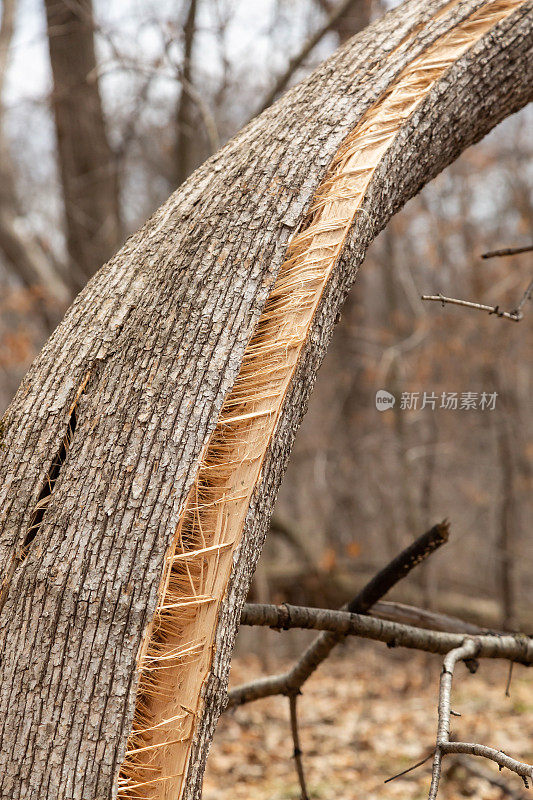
[0,1,531,798]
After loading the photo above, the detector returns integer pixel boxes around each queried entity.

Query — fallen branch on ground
[234,525,533,800]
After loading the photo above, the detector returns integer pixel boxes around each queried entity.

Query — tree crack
[0,373,89,616]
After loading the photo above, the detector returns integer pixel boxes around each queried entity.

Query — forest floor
[203,640,533,800]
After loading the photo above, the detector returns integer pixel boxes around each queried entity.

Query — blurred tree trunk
[0,0,70,321]
[174,0,198,185]
[0,2,531,799]
[44,0,122,292]
[497,412,516,630]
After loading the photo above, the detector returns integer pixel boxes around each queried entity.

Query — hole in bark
[22,406,78,558]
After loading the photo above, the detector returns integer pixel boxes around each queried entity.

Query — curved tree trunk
[0,1,531,799]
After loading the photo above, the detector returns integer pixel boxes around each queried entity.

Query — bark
[0,1,531,799]
[44,0,122,291]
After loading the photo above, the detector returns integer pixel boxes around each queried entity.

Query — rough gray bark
[0,1,531,799]
[44,0,122,291]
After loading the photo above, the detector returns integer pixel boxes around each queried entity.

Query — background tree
[44,0,122,291]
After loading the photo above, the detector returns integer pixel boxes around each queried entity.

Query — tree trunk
[0,1,531,799]
[44,0,122,292]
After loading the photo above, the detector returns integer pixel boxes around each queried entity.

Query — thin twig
[228,522,449,708]
[440,742,533,787]
[384,751,435,783]
[421,294,522,322]
[505,660,514,698]
[289,694,310,800]
[481,245,533,259]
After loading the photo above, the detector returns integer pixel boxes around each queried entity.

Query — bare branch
[227,522,449,708]
[255,0,364,116]
[344,521,450,615]
[180,77,220,156]
[439,743,533,789]
[161,27,220,166]
[421,293,522,322]
[289,694,310,800]
[428,640,533,800]
[481,245,533,259]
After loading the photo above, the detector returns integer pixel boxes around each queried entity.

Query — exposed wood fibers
[117,3,523,797]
